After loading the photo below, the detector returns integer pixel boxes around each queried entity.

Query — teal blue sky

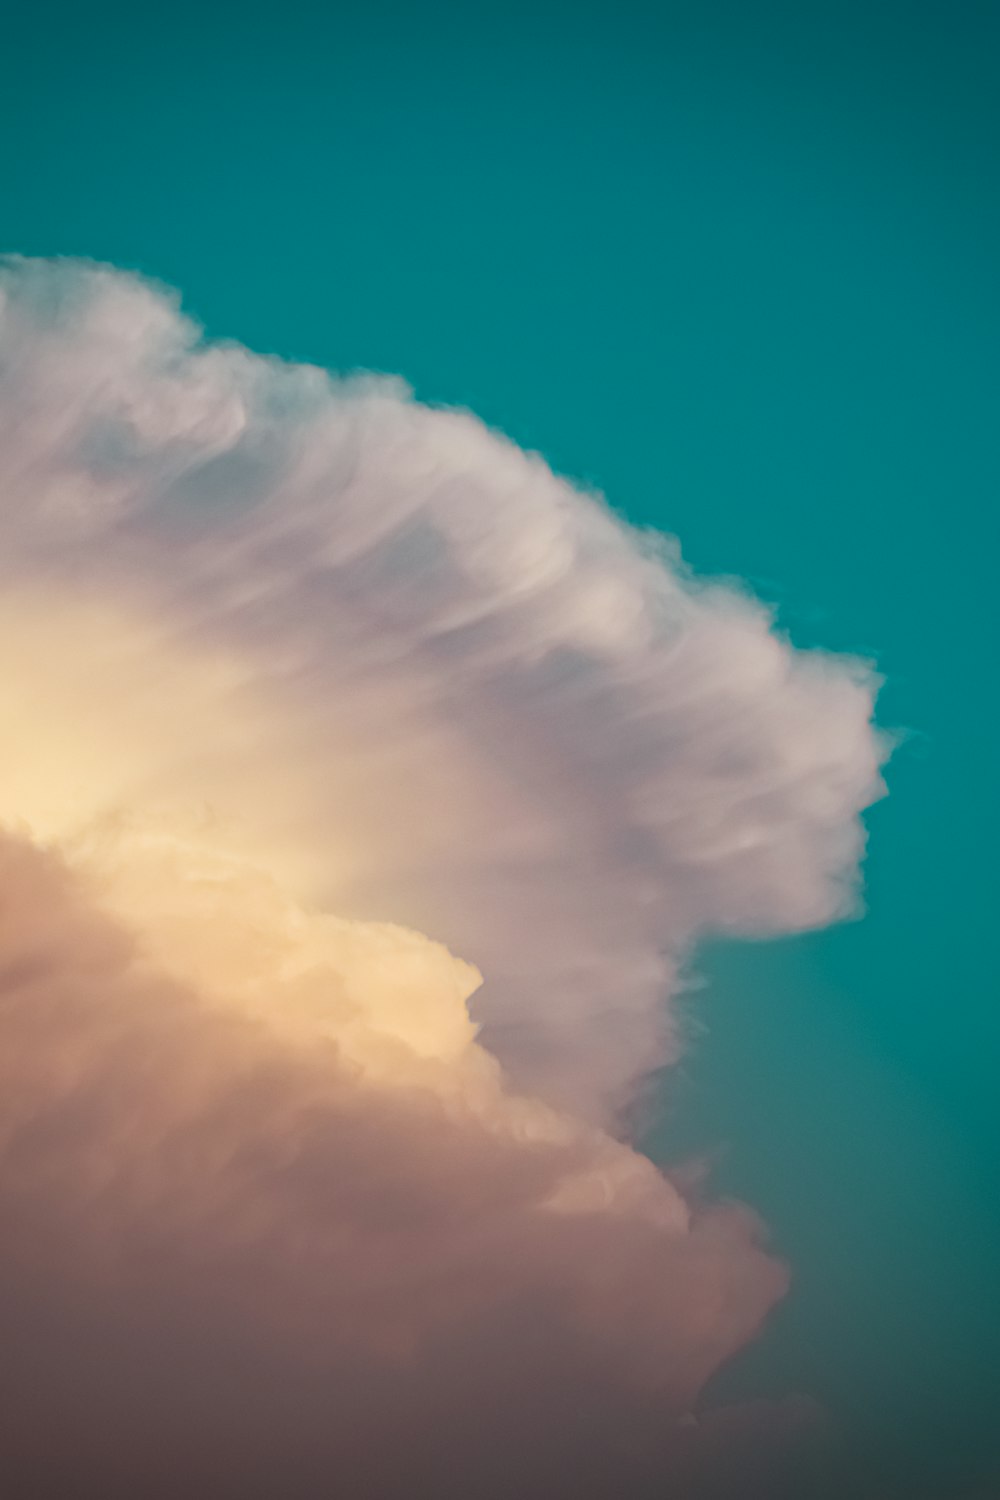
[3,2,998,1493]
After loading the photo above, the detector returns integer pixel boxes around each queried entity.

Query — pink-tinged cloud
[0,256,886,1496]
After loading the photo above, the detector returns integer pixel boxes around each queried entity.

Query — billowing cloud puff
[0,257,886,1496]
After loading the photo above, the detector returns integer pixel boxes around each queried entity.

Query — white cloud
[0,256,886,1496]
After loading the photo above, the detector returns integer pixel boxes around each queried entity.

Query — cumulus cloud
[0,256,886,1496]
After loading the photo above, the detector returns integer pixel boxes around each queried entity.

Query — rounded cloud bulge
[0,256,886,1497]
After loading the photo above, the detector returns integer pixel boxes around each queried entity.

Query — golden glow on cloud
[0,581,679,1210]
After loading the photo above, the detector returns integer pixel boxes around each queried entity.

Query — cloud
[0,256,886,1496]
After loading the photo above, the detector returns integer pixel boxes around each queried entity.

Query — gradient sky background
[3,1,997,1494]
